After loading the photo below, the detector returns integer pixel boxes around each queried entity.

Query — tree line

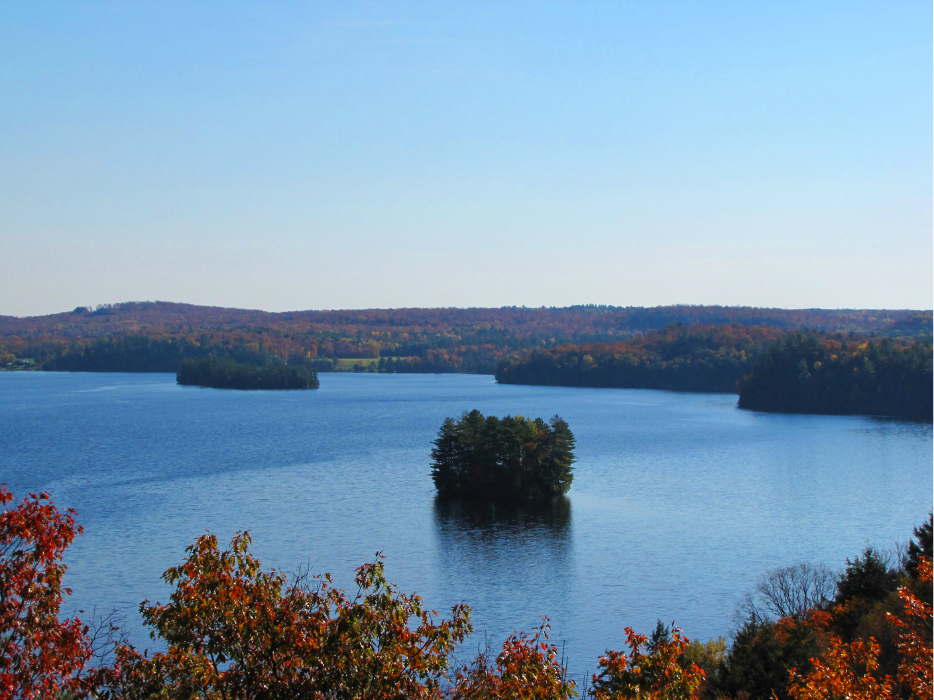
[496,326,933,422]
[2,303,928,376]
[495,324,787,392]
[3,302,927,339]
[6,315,932,423]
[736,333,932,421]
[176,357,319,390]
[1,487,930,699]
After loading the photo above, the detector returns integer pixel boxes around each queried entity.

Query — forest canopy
[737,333,933,421]
[495,324,785,393]
[6,304,932,421]
[2,302,928,376]
[430,410,576,501]
[496,326,933,422]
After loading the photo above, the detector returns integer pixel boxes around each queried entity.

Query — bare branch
[738,562,836,623]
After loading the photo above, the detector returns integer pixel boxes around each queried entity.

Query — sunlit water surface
[1,372,930,679]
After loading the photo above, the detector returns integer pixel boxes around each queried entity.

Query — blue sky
[1,1,931,315]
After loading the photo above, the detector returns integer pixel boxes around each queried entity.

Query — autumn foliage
[94,532,472,699]
[590,626,706,700]
[89,533,581,699]
[787,556,933,700]
[496,324,787,393]
[0,487,90,699]
[3,301,928,376]
[2,488,931,700]
[449,623,576,699]
[889,557,933,698]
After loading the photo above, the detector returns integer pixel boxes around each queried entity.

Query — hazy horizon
[4,298,932,320]
[2,2,931,316]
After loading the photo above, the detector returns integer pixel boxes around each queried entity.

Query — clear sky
[2,1,931,316]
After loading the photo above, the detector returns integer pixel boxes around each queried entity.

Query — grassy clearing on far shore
[334,357,379,370]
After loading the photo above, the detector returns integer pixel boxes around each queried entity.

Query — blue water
[1,372,930,678]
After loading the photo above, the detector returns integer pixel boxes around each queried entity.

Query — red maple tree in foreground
[0,487,90,699]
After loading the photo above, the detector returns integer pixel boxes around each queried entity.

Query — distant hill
[1,301,928,375]
[0,301,926,338]
[882,312,933,338]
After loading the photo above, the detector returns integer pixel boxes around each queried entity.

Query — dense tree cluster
[378,350,495,374]
[737,333,933,421]
[431,411,576,501]
[1,489,931,699]
[2,302,928,375]
[703,516,933,700]
[495,326,933,421]
[496,324,786,392]
[42,335,207,372]
[176,357,319,390]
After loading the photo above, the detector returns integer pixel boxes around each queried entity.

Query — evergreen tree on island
[430,410,575,501]
[177,357,319,390]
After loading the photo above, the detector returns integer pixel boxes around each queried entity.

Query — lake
[1,371,930,680]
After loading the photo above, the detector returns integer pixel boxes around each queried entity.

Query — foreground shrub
[95,533,471,699]
[450,623,576,700]
[590,625,705,700]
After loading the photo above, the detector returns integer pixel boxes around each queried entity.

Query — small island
[176,357,319,390]
[430,410,576,501]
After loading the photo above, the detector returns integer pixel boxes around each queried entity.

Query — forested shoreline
[495,324,785,392]
[3,302,931,421]
[737,333,932,421]
[1,301,928,376]
[495,327,933,422]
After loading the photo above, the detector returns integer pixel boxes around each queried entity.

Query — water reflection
[431,498,576,660]
[433,496,573,598]
[433,496,572,540]
[865,415,934,437]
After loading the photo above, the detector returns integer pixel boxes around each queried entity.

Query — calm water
[1,372,931,677]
